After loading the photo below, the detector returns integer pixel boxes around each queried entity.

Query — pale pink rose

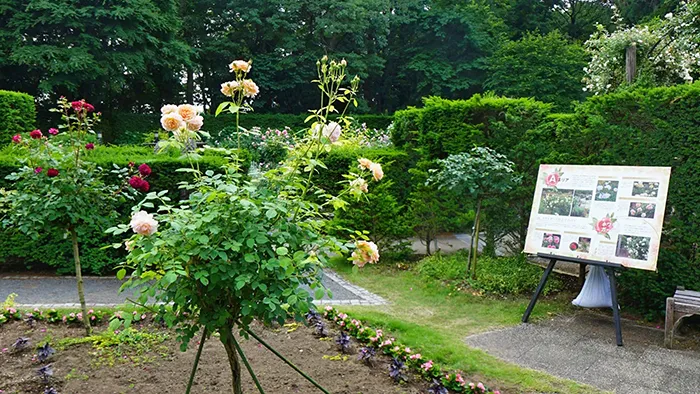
[369,162,384,181]
[220,81,239,97]
[161,113,184,132]
[358,158,372,169]
[177,104,198,121]
[477,382,485,390]
[351,240,379,267]
[322,122,341,142]
[229,60,252,73]
[350,178,368,193]
[455,373,465,385]
[186,116,204,131]
[130,211,159,236]
[161,104,178,115]
[241,79,259,98]
[421,360,433,371]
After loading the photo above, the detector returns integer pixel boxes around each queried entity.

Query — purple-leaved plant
[335,332,351,353]
[389,357,407,382]
[314,320,329,337]
[428,379,448,394]
[12,337,30,351]
[44,387,58,394]
[37,343,56,363]
[357,346,376,365]
[305,310,321,323]
[37,364,53,383]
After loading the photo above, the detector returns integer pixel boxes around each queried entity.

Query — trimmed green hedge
[0,91,36,145]
[100,113,394,145]
[0,146,250,274]
[394,83,700,319]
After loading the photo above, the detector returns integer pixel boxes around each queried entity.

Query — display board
[524,165,671,271]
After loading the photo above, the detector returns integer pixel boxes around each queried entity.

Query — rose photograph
[570,190,593,217]
[542,233,561,249]
[591,213,616,239]
[615,235,651,261]
[538,188,574,216]
[569,237,591,253]
[594,180,618,201]
[632,181,659,197]
[628,202,656,219]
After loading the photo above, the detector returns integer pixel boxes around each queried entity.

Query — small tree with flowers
[109,57,381,393]
[0,98,149,335]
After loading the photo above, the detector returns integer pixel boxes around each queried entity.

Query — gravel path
[0,269,385,308]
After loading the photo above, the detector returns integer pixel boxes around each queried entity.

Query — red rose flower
[129,176,150,193]
[595,217,614,234]
[29,129,43,139]
[85,143,95,150]
[47,168,59,177]
[12,134,21,143]
[569,242,578,251]
[128,162,135,167]
[71,100,95,113]
[545,172,560,187]
[138,163,152,177]
[34,167,43,174]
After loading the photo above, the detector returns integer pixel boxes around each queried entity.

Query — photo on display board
[595,180,619,202]
[538,188,574,216]
[628,202,656,219]
[542,233,561,249]
[569,237,591,253]
[571,190,593,217]
[615,235,651,261]
[632,181,659,197]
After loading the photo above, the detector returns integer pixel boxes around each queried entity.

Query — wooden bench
[665,287,700,348]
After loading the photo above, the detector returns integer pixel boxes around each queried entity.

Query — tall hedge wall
[98,113,394,145]
[0,90,36,144]
[0,146,249,274]
[391,83,700,318]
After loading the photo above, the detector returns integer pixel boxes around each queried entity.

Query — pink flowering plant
[0,98,143,335]
[323,306,499,393]
[108,57,382,394]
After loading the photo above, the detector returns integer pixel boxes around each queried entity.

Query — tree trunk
[471,199,482,280]
[220,325,243,394]
[70,228,92,336]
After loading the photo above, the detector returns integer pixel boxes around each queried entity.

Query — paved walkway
[466,310,700,394]
[0,269,386,308]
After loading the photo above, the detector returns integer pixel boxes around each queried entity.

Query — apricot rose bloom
[220,81,239,97]
[358,158,372,169]
[351,240,379,268]
[229,60,252,73]
[350,178,368,193]
[186,116,204,131]
[130,211,159,236]
[161,112,184,132]
[369,162,384,181]
[177,104,198,121]
[241,79,259,98]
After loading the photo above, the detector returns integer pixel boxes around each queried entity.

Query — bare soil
[0,320,428,394]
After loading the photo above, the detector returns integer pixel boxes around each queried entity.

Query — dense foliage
[0,90,36,144]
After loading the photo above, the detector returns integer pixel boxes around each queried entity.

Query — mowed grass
[327,260,606,394]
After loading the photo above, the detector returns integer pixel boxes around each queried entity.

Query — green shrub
[469,255,562,296]
[0,145,250,274]
[0,91,36,144]
[416,251,467,281]
[101,113,393,145]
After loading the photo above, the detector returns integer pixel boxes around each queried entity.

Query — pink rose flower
[34,167,43,174]
[595,217,614,234]
[48,128,59,135]
[12,134,21,143]
[130,210,159,236]
[138,163,152,177]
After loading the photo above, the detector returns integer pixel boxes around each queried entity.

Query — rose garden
[1,2,700,394]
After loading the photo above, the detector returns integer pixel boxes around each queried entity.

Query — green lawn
[327,260,606,394]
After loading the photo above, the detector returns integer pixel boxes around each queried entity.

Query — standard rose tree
[109,57,381,394]
[0,98,150,335]
[429,147,520,279]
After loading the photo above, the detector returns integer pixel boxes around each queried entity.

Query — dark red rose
[85,143,95,150]
[29,129,43,139]
[47,168,59,177]
[138,163,151,177]
[128,162,135,167]
[129,176,150,192]
[71,100,95,113]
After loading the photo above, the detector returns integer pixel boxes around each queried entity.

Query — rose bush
[0,98,145,334]
[109,57,381,393]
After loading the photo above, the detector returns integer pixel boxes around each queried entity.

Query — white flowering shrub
[583,1,700,94]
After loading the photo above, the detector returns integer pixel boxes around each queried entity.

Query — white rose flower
[322,122,341,143]
[161,104,178,115]
[130,211,158,236]
[161,113,184,132]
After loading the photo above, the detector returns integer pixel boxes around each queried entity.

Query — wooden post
[665,297,675,349]
[579,263,587,287]
[626,44,637,84]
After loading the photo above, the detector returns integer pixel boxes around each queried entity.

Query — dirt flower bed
[0,318,429,394]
